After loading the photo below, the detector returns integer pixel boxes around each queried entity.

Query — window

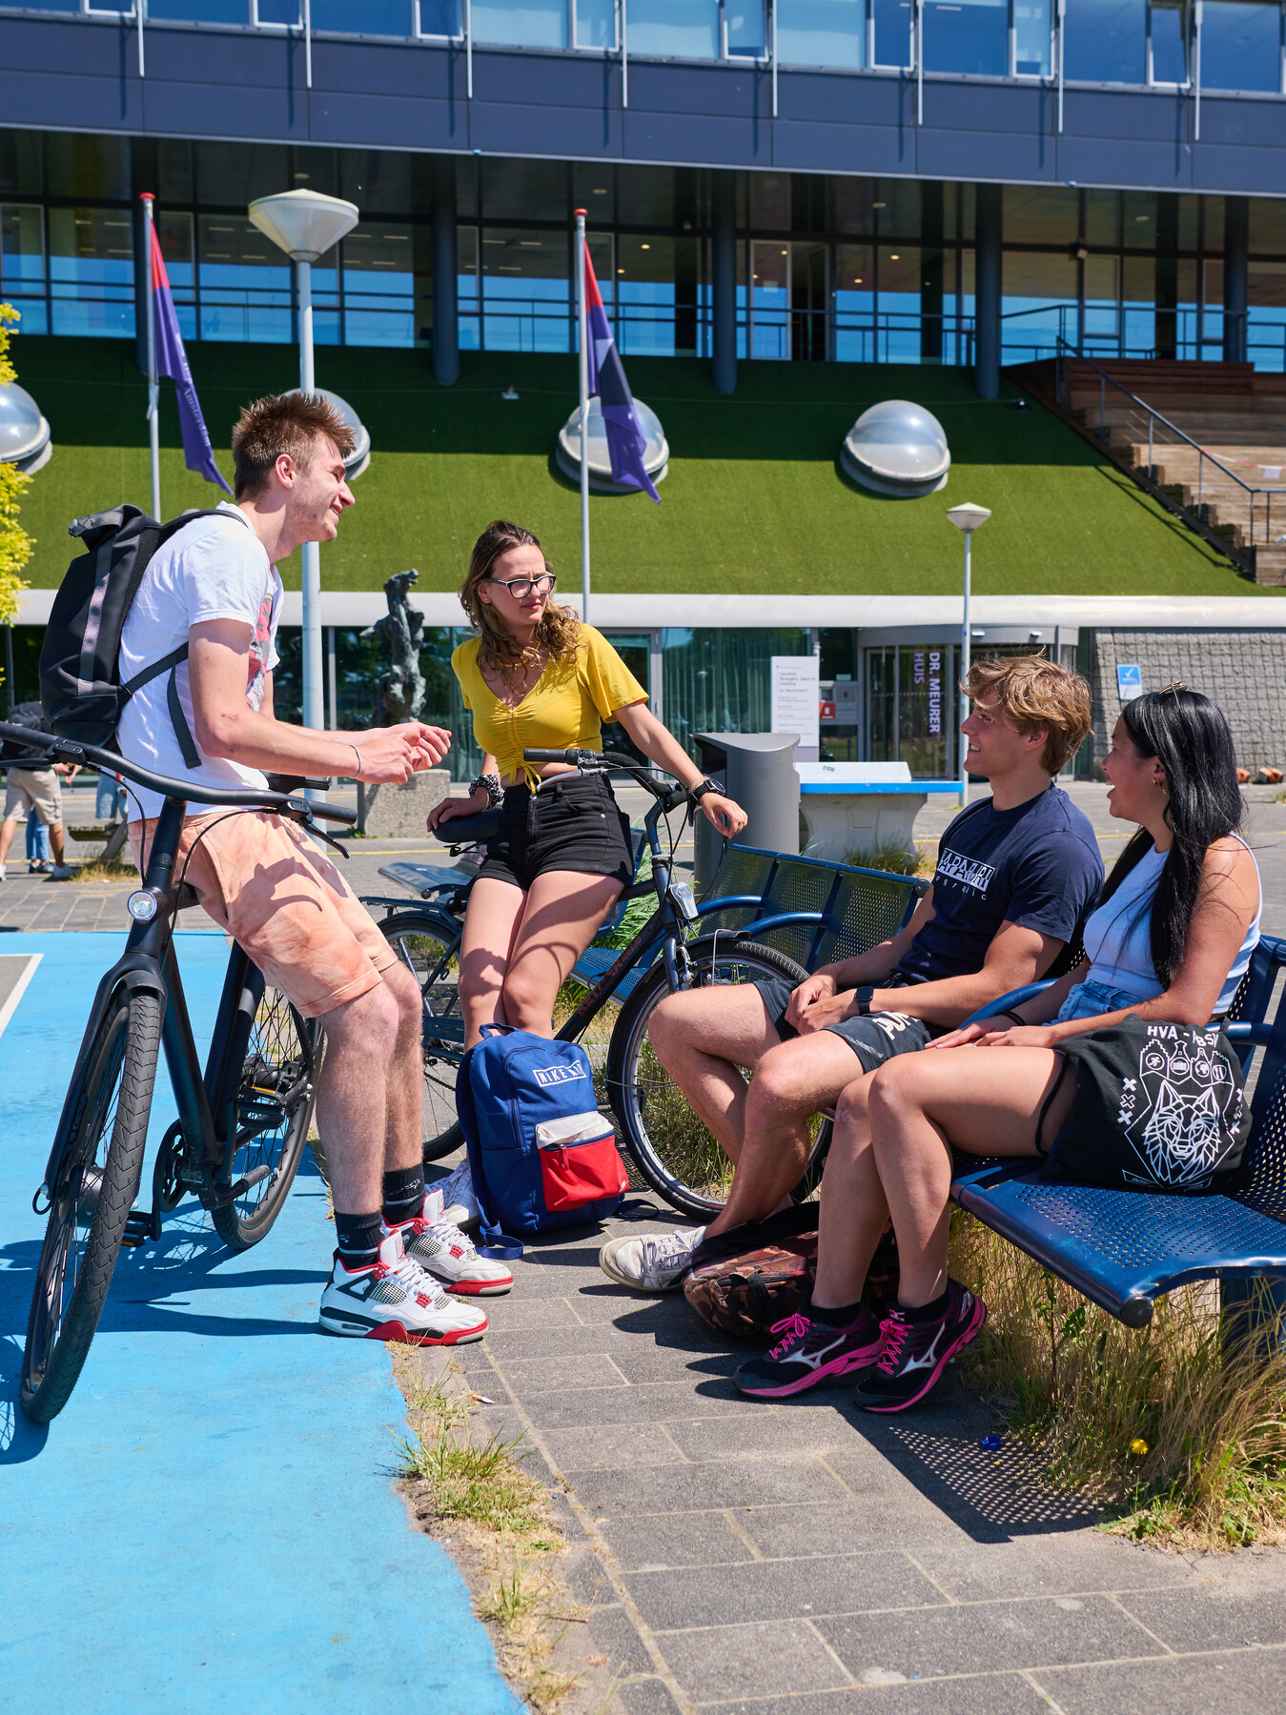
[0,204,47,336]
[313,0,411,30]
[749,241,790,359]
[1201,0,1283,90]
[1064,0,1147,82]
[253,0,301,24]
[198,214,297,344]
[147,2,251,19]
[472,0,568,48]
[417,0,464,34]
[616,234,679,355]
[1149,0,1189,82]
[923,0,1009,75]
[628,0,721,59]
[481,226,570,352]
[342,224,416,346]
[1014,0,1053,72]
[575,0,616,46]
[47,207,135,339]
[726,2,767,55]
[872,0,913,68]
[778,0,865,68]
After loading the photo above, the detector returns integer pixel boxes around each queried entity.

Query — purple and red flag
[149,224,232,495]
[583,245,660,504]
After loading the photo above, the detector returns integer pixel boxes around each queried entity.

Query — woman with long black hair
[429,520,747,1048]
[734,687,1262,1411]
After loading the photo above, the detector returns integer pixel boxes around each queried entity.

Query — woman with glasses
[430,519,747,1047]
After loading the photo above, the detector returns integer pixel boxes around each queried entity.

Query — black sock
[382,1164,425,1228]
[897,1290,949,1323]
[334,1211,383,1269]
[808,1298,865,1327]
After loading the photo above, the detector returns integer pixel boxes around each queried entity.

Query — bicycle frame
[38,795,266,1210]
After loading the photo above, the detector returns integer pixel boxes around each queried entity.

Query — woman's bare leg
[500,869,623,1036]
[810,1069,894,1310]
[868,1045,1076,1307]
[459,876,526,1048]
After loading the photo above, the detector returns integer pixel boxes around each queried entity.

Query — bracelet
[471,771,503,806]
[994,1009,1025,1027]
[349,742,362,779]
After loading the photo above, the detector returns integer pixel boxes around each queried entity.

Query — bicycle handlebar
[522,747,690,812]
[0,721,358,826]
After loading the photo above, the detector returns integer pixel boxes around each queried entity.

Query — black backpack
[0,699,51,766]
[39,504,236,765]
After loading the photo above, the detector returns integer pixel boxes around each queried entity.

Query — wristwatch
[688,777,722,804]
[853,985,876,1016]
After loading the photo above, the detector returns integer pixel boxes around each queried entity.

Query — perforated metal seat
[952,934,1286,1326]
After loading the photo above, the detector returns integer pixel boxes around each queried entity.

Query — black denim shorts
[475,773,634,893]
[755,974,935,1070]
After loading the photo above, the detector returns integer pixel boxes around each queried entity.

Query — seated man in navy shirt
[598,655,1104,1293]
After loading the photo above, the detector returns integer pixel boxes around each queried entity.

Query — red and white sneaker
[396,1190,514,1297]
[318,1229,489,1345]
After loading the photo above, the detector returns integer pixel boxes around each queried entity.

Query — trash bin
[694,731,800,890]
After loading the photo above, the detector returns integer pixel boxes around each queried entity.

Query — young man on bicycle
[117,390,512,1347]
[598,657,1104,1296]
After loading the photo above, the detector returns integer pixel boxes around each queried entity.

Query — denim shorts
[475,773,634,893]
[1054,977,1155,1024]
[754,974,934,1070]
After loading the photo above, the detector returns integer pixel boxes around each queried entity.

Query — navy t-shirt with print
[895,785,1103,984]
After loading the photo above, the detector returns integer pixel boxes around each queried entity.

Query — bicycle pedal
[209,1164,271,1208]
[121,1209,160,1248]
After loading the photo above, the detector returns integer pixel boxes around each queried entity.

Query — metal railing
[1053,336,1286,566]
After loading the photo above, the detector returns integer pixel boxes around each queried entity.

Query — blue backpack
[456,1026,628,1258]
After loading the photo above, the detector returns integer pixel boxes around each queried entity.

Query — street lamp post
[946,502,992,804]
[247,189,359,741]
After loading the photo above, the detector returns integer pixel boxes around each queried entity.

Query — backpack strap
[120,644,202,769]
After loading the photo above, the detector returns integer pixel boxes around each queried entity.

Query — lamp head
[946,502,992,534]
[248,189,359,262]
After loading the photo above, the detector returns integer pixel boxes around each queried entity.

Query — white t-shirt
[117,503,282,821]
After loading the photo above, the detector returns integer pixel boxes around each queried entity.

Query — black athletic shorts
[475,772,634,893]
[754,973,936,1071]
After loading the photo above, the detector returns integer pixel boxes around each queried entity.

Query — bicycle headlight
[126,889,159,923]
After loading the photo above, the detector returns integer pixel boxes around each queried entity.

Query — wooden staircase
[1010,358,1286,585]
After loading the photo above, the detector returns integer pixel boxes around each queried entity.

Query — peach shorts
[130,810,398,1018]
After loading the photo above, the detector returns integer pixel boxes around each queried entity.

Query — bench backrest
[1226,932,1286,1222]
[702,845,925,971]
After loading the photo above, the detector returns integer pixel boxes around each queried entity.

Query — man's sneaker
[28,860,47,875]
[318,1229,489,1345]
[857,1281,987,1414]
[598,1226,706,1293]
[397,1193,513,1296]
[0,864,6,881]
[49,863,74,881]
[735,1308,883,1399]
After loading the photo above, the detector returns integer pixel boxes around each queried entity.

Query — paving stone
[669,1408,868,1462]
[733,1498,966,1559]
[482,1294,583,1331]
[705,1674,1052,1713]
[1037,1646,1286,1715]
[521,1380,751,1431]
[572,1457,851,1518]
[909,1537,1199,1604]
[1118,1583,1286,1651]
[654,1618,852,1704]
[588,1603,657,1679]
[598,1510,756,1573]
[609,1347,746,1386]
[616,1678,686,1715]
[627,1551,940,1631]
[541,1422,688,1474]
[815,1595,1166,1681]
[568,1286,700,1326]
[497,1353,630,1397]
[564,1546,618,1607]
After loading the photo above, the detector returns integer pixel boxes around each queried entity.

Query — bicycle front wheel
[211,986,320,1251]
[378,908,466,1163]
[605,937,831,1220]
[22,987,162,1424]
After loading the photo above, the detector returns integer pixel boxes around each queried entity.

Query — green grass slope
[10,335,1268,598]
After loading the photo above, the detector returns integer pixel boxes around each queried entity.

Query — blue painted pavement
[0,933,523,1715]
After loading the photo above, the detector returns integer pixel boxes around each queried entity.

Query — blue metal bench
[950,932,1286,1335]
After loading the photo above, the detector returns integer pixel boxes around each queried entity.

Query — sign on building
[1117,663,1144,703]
[771,655,820,756]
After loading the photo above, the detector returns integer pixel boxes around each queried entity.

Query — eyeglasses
[489,571,556,599]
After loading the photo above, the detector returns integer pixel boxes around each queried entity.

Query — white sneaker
[318,1228,489,1345]
[0,864,6,881]
[598,1226,706,1293]
[398,1192,513,1296]
[49,863,74,881]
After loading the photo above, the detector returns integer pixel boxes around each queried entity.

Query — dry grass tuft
[954,1216,1286,1549]
[69,859,136,885]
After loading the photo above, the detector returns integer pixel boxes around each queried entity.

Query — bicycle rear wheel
[378,908,466,1163]
[606,937,831,1220]
[210,986,320,1251]
[22,987,162,1424]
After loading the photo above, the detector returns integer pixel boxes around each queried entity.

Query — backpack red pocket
[536,1111,628,1213]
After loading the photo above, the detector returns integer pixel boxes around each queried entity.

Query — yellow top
[451,624,648,785]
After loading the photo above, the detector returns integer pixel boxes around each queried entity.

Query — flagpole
[575,208,591,627]
[139,192,161,519]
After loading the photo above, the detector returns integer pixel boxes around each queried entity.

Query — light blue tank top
[1079,836,1262,1015]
